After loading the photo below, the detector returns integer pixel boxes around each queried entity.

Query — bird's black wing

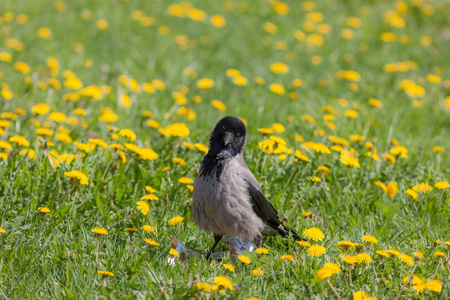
[246,181,300,239]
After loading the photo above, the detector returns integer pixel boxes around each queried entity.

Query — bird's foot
[253,234,262,248]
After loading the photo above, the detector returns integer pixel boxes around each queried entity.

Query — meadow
[0,0,449,298]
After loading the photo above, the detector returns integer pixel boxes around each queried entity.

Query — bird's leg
[253,234,262,248]
[205,234,223,260]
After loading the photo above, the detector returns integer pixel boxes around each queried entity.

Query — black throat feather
[199,150,234,181]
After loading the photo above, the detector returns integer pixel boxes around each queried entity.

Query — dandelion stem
[260,153,267,176]
[287,186,311,220]
[102,146,121,181]
[348,264,352,286]
[437,190,444,207]
[395,266,417,300]
[148,208,154,228]
[326,278,341,299]
[96,241,99,263]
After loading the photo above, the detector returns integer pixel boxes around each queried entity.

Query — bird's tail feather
[277,224,301,240]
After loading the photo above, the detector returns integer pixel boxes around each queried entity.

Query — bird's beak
[223,132,234,146]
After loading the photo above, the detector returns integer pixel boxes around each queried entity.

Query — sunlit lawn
[0,0,449,298]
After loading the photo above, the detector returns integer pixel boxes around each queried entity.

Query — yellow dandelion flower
[353,291,377,300]
[269,83,285,95]
[280,254,295,261]
[426,279,442,293]
[0,227,5,233]
[434,251,445,258]
[412,283,427,293]
[36,128,53,136]
[310,176,321,182]
[195,282,216,293]
[194,143,209,153]
[342,255,357,264]
[402,275,422,285]
[232,75,248,86]
[91,227,108,235]
[323,263,342,274]
[77,143,91,153]
[0,52,12,62]
[273,2,289,15]
[210,15,226,28]
[362,235,378,244]
[296,240,311,247]
[146,120,160,128]
[96,19,108,30]
[49,112,66,123]
[124,228,138,232]
[97,270,114,277]
[307,245,326,257]
[214,276,233,291]
[63,170,88,185]
[141,194,158,201]
[339,154,360,168]
[118,129,136,141]
[252,268,264,276]
[435,181,449,189]
[315,267,333,282]
[0,120,11,128]
[337,241,355,250]
[169,248,179,257]
[355,253,372,264]
[432,146,444,153]
[145,186,157,193]
[254,77,265,85]
[368,98,382,108]
[143,225,155,233]
[387,249,400,256]
[397,254,413,266]
[255,247,269,254]
[20,149,36,159]
[88,139,108,149]
[303,227,325,241]
[172,157,186,166]
[412,182,433,193]
[178,177,192,184]
[0,141,12,151]
[269,62,289,74]
[238,255,251,264]
[144,238,159,246]
[38,207,50,213]
[159,122,190,137]
[168,215,184,225]
[226,69,240,77]
[414,252,424,260]
[376,250,390,258]
[353,243,364,249]
[14,61,31,74]
[258,128,274,135]
[136,201,149,215]
[136,148,158,160]
[312,143,331,154]
[317,166,330,175]
[405,189,418,200]
[211,100,226,111]
[223,264,235,272]
[196,78,215,89]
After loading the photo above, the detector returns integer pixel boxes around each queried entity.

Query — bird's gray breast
[192,158,265,240]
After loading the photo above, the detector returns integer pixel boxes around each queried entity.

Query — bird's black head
[209,116,246,157]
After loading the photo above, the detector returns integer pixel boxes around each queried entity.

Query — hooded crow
[193,116,299,259]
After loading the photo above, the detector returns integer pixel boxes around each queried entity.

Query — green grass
[0,0,449,298]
